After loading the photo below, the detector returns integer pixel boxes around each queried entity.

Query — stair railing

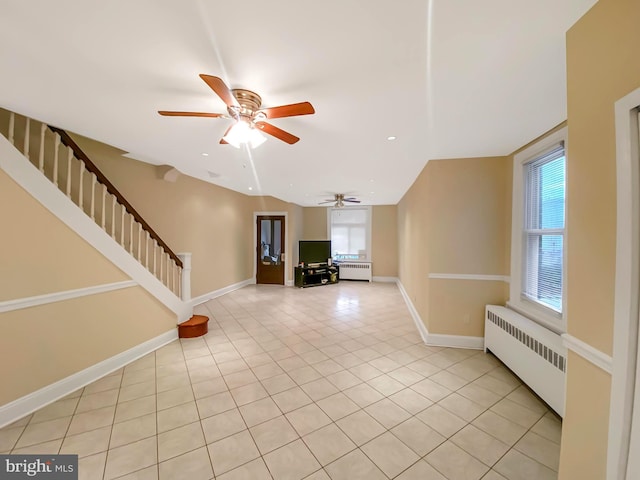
[3,109,184,298]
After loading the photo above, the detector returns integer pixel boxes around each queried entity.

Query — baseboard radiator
[484,305,567,417]
[339,262,372,282]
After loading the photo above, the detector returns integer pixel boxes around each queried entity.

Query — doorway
[256,215,285,285]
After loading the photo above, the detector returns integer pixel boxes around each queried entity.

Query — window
[327,206,371,261]
[510,127,567,331]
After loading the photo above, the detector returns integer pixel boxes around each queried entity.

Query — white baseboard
[426,333,485,350]
[396,280,484,350]
[0,329,178,429]
[189,278,254,307]
[373,276,398,283]
[396,280,429,344]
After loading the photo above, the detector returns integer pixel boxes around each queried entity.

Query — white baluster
[8,112,15,145]
[153,240,158,274]
[101,184,107,230]
[145,231,150,268]
[178,267,182,299]
[23,117,30,159]
[170,261,174,292]
[120,206,125,246]
[129,215,133,252]
[78,163,85,210]
[159,250,164,281]
[65,145,72,197]
[137,223,142,260]
[111,196,116,239]
[90,174,97,220]
[38,123,46,173]
[53,134,61,187]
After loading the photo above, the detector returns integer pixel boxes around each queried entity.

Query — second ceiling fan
[319,194,361,208]
[158,74,315,147]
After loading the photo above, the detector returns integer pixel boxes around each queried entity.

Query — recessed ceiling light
[201,152,209,156]
[387,136,397,141]
[370,191,375,194]
[248,187,253,191]
[289,183,294,187]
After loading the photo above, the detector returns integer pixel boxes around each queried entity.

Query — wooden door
[256,215,285,285]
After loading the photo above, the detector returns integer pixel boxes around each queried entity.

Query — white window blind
[329,207,370,261]
[522,143,566,313]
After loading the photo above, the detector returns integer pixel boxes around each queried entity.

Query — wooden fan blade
[199,74,239,107]
[255,122,299,144]
[219,125,232,144]
[260,102,315,119]
[158,111,224,118]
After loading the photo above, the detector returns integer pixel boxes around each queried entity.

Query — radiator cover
[485,305,567,417]
[339,262,372,281]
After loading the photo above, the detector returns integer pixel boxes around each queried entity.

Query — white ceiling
[0,0,596,206]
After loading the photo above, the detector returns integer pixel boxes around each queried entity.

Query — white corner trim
[608,87,640,480]
[426,333,485,350]
[372,276,399,283]
[189,278,254,307]
[0,329,178,429]
[286,280,294,287]
[428,273,510,283]
[0,280,137,314]
[396,280,429,344]
[561,334,613,374]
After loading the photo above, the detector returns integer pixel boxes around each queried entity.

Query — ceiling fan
[319,194,361,208]
[158,74,315,147]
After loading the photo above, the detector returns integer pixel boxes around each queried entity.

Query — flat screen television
[299,240,331,266]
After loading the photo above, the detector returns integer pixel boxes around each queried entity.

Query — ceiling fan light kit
[222,121,266,148]
[159,75,315,148]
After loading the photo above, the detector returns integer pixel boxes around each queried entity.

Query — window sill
[506,299,566,335]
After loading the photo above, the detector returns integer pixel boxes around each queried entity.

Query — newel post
[177,253,192,302]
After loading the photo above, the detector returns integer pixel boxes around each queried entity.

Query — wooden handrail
[48,126,183,269]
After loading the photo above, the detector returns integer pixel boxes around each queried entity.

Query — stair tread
[179,315,209,327]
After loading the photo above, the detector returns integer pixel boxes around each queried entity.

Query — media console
[294,264,339,288]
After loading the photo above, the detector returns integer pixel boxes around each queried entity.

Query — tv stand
[294,265,339,288]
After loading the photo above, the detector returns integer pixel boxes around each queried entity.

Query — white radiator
[339,262,372,282]
[484,305,566,417]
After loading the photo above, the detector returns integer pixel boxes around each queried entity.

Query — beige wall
[397,156,510,336]
[302,205,399,277]
[371,205,398,277]
[302,207,328,240]
[72,135,256,298]
[559,0,640,476]
[0,167,175,406]
[0,169,128,301]
[559,352,611,480]
[0,287,175,405]
[398,157,512,337]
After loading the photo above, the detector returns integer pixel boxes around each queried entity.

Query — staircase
[0,108,192,319]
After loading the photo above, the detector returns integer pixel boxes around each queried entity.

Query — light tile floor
[0,282,562,479]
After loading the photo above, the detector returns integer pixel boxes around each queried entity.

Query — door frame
[253,211,290,286]
[608,86,640,480]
